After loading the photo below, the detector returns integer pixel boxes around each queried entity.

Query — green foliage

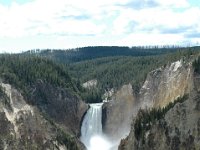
[0,54,82,150]
[80,88,102,103]
[0,85,12,110]
[24,46,200,103]
[193,56,200,73]
[26,46,187,63]
[69,48,198,95]
[56,128,78,150]
[0,87,6,101]
[0,54,78,98]
[72,78,102,103]
[42,112,79,150]
[134,95,188,142]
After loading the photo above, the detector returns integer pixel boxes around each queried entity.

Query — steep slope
[138,59,193,109]
[102,57,194,148]
[102,84,136,142]
[0,55,87,149]
[68,49,198,104]
[118,58,200,150]
[119,87,200,150]
[24,47,198,104]
[29,80,87,135]
[0,83,85,150]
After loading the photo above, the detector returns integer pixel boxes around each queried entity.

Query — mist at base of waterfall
[87,135,112,150]
[80,103,117,150]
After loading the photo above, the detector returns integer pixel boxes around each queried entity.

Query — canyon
[0,48,200,150]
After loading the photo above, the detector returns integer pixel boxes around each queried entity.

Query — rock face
[103,60,194,149]
[118,60,200,150]
[29,81,88,136]
[102,84,136,143]
[0,82,87,150]
[119,92,200,150]
[82,79,97,89]
[139,60,193,109]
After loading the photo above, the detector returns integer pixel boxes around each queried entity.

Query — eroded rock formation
[0,82,87,150]
[102,84,136,142]
[103,59,194,149]
[118,60,200,150]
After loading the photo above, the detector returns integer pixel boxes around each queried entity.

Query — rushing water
[80,103,112,150]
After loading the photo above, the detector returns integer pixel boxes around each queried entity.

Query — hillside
[25,46,194,63]
[69,48,199,102]
[118,55,200,150]
[101,54,194,147]
[0,55,87,150]
[1,47,200,150]
[24,46,200,103]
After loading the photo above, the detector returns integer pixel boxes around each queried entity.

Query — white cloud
[116,33,185,46]
[0,0,200,52]
[154,0,189,8]
[112,3,200,37]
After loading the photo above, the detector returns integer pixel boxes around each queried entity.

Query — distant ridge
[23,46,199,63]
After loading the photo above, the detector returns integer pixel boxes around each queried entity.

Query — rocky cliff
[139,60,193,109]
[0,81,87,150]
[118,59,200,150]
[0,55,88,149]
[29,80,88,136]
[102,59,194,149]
[119,86,200,150]
[102,84,136,142]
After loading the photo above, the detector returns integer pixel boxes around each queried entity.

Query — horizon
[0,44,198,54]
[0,0,200,53]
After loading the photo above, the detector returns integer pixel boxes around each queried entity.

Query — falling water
[80,103,112,150]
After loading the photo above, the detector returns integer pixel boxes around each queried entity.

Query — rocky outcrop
[118,60,200,150]
[29,80,88,136]
[0,55,88,149]
[119,91,200,150]
[139,60,193,109]
[102,84,136,143]
[0,82,87,150]
[82,79,97,89]
[103,59,194,149]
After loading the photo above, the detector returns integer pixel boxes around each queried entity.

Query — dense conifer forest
[0,46,200,149]
[0,55,79,99]
[134,95,189,143]
[23,46,200,102]
[3,46,200,103]
[25,46,193,63]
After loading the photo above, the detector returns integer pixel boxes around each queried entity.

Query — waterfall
[80,103,112,150]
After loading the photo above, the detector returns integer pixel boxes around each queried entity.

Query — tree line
[134,95,189,143]
[0,54,78,98]
[69,48,198,103]
[25,46,198,63]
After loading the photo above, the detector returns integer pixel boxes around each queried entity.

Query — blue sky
[0,0,200,53]
[189,0,200,7]
[0,0,33,6]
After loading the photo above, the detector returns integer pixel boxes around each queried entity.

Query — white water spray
[80,103,112,150]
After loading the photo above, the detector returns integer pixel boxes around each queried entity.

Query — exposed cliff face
[103,59,194,149]
[82,79,97,89]
[119,91,200,150]
[139,60,193,109]
[102,84,136,142]
[29,80,88,136]
[0,82,87,150]
[118,60,200,150]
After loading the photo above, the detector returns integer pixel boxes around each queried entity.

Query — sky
[0,0,200,53]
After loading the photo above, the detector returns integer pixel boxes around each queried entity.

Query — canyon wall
[103,59,194,149]
[0,82,87,150]
[118,60,200,150]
